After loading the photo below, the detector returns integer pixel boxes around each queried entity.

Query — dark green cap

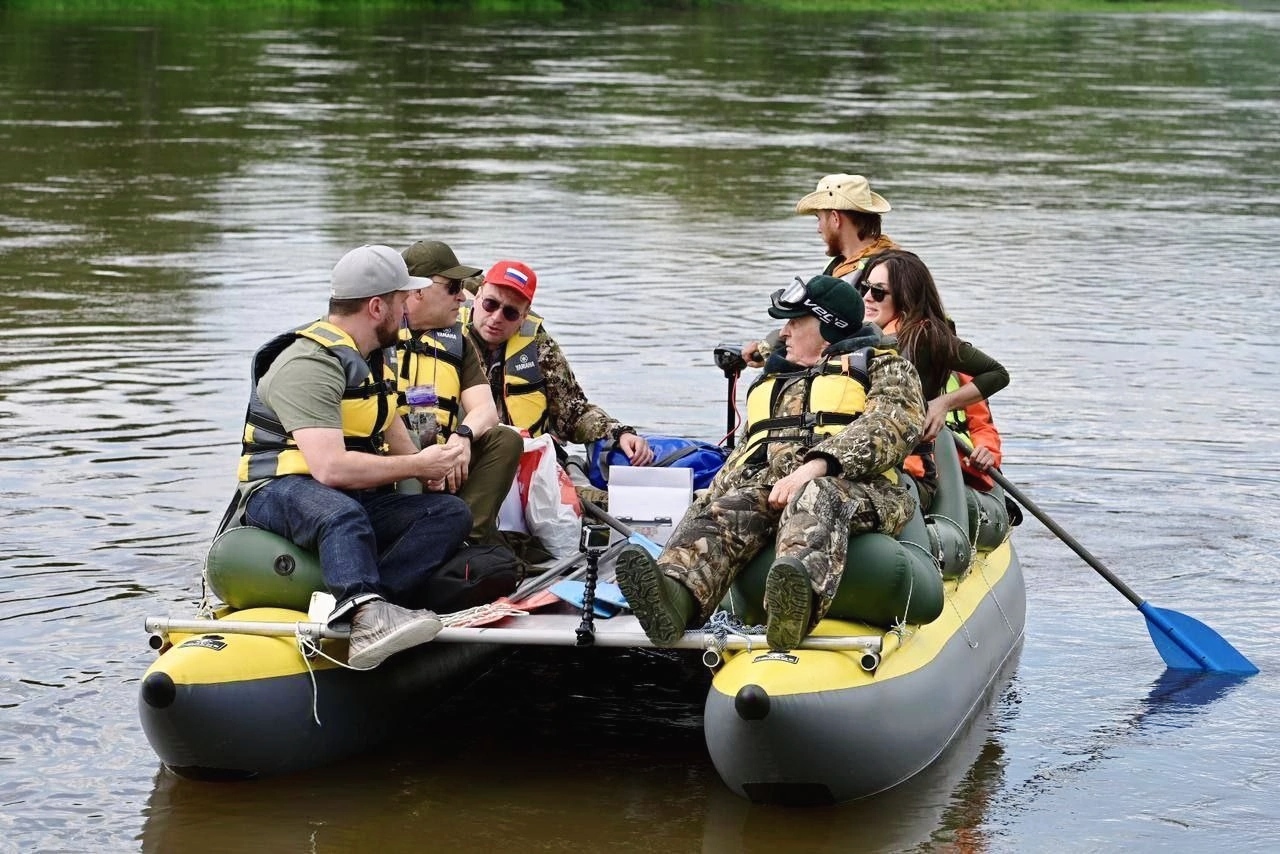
[768,274,865,342]
[401,240,482,279]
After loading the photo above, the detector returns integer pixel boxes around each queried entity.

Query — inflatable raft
[701,427,1024,804]
[140,429,1021,797]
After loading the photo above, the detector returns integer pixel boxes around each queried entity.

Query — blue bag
[587,434,728,491]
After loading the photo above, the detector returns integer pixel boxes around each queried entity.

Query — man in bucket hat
[744,173,900,367]
[616,274,924,652]
[397,239,523,548]
[231,245,473,669]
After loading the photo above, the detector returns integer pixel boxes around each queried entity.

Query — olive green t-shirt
[256,338,347,432]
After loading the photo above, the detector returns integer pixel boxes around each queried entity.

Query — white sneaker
[347,600,443,669]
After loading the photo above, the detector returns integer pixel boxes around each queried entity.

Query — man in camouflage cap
[616,274,924,651]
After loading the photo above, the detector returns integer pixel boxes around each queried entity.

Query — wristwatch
[453,424,475,443]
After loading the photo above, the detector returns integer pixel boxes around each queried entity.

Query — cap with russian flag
[483,260,537,303]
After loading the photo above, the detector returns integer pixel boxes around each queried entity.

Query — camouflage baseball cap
[768,274,866,343]
[401,240,482,279]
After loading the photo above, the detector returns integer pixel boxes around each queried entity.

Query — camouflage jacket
[712,342,925,495]
[471,322,630,445]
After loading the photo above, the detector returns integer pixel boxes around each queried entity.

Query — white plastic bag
[498,433,582,559]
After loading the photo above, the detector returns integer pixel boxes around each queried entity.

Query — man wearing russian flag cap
[465,259,655,469]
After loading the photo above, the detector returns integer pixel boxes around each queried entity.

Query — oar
[578,497,663,557]
[953,433,1257,675]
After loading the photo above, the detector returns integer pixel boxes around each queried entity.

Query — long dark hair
[862,249,959,397]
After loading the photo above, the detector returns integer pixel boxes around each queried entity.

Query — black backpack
[418,544,521,613]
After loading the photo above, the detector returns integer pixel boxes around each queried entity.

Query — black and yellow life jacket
[733,348,897,484]
[396,323,467,437]
[463,304,548,436]
[237,321,397,482]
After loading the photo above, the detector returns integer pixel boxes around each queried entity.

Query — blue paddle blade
[1139,602,1258,676]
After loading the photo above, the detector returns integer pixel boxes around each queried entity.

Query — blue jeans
[244,476,471,613]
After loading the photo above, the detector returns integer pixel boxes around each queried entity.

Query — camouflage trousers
[658,474,915,623]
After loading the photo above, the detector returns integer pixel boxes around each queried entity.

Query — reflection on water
[2,6,1279,851]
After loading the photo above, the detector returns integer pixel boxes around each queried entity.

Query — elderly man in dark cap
[617,274,925,652]
[397,240,523,548]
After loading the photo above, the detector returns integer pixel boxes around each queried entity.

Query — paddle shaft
[984,465,1143,609]
[580,496,649,540]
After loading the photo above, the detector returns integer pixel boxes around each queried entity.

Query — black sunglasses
[855,282,891,303]
[430,277,464,296]
[480,296,523,322]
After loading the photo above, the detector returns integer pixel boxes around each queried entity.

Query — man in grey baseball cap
[226,245,472,670]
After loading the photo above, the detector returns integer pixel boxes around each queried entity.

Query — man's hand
[417,442,466,491]
[619,432,655,467]
[437,432,474,492]
[768,458,829,509]
[741,340,765,368]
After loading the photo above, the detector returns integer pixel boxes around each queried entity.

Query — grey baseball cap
[330,245,428,299]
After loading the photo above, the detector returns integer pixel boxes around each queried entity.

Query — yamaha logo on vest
[512,354,537,374]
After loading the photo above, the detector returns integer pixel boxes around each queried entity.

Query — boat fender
[205,526,325,611]
[734,684,771,721]
[927,429,975,579]
[141,671,176,710]
[967,485,1012,552]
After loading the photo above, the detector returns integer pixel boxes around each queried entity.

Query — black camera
[713,343,747,375]
[579,523,611,553]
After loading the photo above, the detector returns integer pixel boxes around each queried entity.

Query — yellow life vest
[942,372,971,437]
[238,321,397,482]
[395,323,466,438]
[734,348,897,484]
[463,304,548,436]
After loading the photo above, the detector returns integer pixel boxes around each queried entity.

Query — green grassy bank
[0,0,1234,14]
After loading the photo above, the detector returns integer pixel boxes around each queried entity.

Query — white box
[607,466,693,547]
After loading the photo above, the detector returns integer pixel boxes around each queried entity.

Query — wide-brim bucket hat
[795,173,891,214]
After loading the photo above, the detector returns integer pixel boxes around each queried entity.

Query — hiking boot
[765,556,814,652]
[615,544,696,647]
[347,600,443,669]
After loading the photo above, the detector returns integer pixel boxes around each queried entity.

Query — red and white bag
[497,432,582,559]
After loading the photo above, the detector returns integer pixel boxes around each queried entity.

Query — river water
[2,5,1279,852]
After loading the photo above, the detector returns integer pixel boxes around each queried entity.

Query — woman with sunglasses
[857,249,1009,506]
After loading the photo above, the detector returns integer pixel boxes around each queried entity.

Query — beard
[375,310,402,349]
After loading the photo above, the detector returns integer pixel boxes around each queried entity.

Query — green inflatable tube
[967,484,1011,553]
[726,528,945,629]
[205,527,325,611]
